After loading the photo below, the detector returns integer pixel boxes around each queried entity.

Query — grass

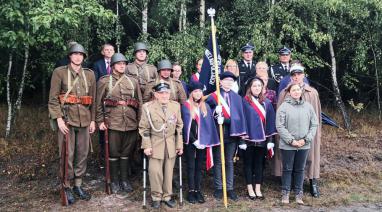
[0,105,381,211]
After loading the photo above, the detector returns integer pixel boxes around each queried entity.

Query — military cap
[279,46,292,55]
[153,81,171,92]
[290,64,305,75]
[241,42,255,52]
[134,42,149,53]
[220,71,237,81]
[111,53,128,66]
[188,81,205,93]
[157,59,173,71]
[68,43,87,58]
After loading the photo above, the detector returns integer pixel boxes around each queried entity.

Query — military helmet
[157,59,173,72]
[134,42,149,53]
[111,53,128,66]
[68,43,87,58]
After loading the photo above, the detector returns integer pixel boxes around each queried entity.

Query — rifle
[103,102,111,194]
[60,105,69,206]
[142,154,147,209]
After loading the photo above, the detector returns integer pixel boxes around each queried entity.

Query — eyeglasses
[226,65,238,68]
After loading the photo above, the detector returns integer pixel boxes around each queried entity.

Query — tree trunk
[142,0,148,40]
[179,0,187,31]
[370,41,381,120]
[328,39,351,130]
[6,53,13,138]
[199,0,205,29]
[115,0,121,53]
[15,45,29,111]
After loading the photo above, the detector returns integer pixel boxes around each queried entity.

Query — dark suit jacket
[92,59,108,82]
[238,59,257,95]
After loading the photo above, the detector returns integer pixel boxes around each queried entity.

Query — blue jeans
[281,149,309,193]
[212,137,238,190]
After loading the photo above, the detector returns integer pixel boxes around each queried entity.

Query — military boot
[120,157,133,193]
[109,159,121,194]
[309,178,320,198]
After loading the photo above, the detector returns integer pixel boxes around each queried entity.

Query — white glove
[239,144,247,150]
[215,105,223,114]
[267,142,275,150]
[193,140,206,149]
[217,116,224,125]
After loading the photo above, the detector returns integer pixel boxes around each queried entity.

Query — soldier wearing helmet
[126,42,158,95]
[49,43,96,204]
[96,53,142,194]
[142,59,187,104]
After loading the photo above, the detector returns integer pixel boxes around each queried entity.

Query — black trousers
[243,145,266,185]
[281,149,309,193]
[185,143,205,191]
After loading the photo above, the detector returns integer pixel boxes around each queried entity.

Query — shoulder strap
[61,68,79,106]
[108,75,135,98]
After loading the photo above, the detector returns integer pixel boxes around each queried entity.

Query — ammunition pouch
[104,98,139,109]
[59,94,93,106]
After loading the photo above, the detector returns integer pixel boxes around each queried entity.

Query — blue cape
[206,89,247,137]
[242,97,277,142]
[181,101,220,146]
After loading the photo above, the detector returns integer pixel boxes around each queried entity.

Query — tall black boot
[120,157,133,193]
[309,178,320,198]
[109,159,121,194]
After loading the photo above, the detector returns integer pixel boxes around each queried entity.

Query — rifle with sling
[60,105,70,206]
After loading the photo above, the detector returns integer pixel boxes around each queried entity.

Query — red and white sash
[245,96,266,124]
[185,101,214,170]
[211,92,231,119]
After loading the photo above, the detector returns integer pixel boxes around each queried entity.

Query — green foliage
[0,0,381,108]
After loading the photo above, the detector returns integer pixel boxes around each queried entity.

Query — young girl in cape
[181,81,220,204]
[240,77,277,200]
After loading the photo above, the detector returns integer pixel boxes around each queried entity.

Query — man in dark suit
[238,42,257,95]
[92,44,115,81]
[269,46,292,91]
[92,43,115,169]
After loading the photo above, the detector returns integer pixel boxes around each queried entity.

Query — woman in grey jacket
[276,83,318,205]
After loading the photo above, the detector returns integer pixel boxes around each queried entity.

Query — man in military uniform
[96,53,142,194]
[269,46,292,91]
[140,82,184,209]
[49,43,96,204]
[238,43,257,95]
[143,59,187,104]
[126,42,158,95]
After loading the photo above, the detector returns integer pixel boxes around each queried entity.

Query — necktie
[224,92,230,107]
[106,61,111,74]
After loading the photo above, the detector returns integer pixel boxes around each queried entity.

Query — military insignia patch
[167,114,177,124]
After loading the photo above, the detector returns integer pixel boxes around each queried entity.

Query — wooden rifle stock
[60,120,69,206]
[104,128,111,194]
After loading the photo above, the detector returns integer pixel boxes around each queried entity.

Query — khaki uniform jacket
[126,62,157,95]
[139,100,183,160]
[143,78,187,104]
[96,72,142,131]
[48,65,96,127]
[275,84,322,178]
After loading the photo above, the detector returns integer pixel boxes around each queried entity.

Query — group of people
[48,41,321,209]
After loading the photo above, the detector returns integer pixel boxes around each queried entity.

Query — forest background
[1,0,382,137]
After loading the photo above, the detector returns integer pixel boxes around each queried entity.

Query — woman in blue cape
[181,81,219,204]
[240,77,277,200]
